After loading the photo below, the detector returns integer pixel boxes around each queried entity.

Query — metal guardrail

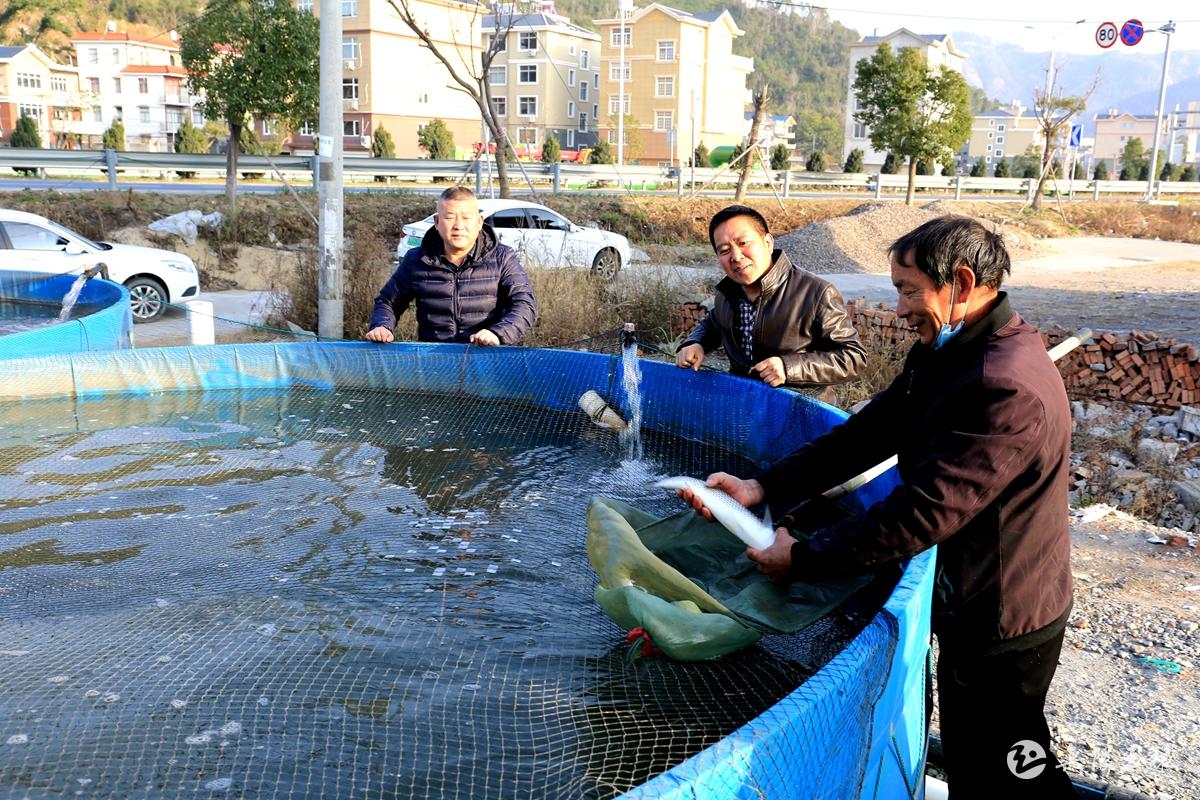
[2,147,1199,198]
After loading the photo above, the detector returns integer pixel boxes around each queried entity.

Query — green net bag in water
[587,497,871,661]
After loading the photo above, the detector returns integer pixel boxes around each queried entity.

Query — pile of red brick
[1053,330,1200,410]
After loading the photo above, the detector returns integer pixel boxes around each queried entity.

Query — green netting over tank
[0,270,132,359]
[0,342,933,799]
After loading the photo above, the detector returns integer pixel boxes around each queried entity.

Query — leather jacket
[680,250,865,387]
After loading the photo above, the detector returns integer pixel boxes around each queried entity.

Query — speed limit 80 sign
[1096,21,1118,48]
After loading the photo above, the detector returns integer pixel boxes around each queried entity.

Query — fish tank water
[0,271,131,359]
[0,343,933,799]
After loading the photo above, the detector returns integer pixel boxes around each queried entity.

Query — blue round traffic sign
[1120,19,1144,46]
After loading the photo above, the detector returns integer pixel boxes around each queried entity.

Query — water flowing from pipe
[55,274,89,323]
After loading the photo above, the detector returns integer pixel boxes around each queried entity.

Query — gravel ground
[775,200,1047,274]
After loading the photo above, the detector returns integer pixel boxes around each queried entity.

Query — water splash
[619,334,643,462]
[55,274,89,324]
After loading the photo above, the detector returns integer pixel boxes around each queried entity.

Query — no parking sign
[1120,19,1144,46]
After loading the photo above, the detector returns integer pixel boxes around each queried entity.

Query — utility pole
[317,0,344,339]
[616,0,631,165]
[689,88,696,189]
[1146,21,1176,202]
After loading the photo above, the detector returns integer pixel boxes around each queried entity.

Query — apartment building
[483,8,600,155]
[287,0,484,158]
[594,3,753,166]
[72,28,200,151]
[1093,112,1160,176]
[843,29,966,172]
[961,103,1041,169]
[744,112,796,150]
[0,44,86,149]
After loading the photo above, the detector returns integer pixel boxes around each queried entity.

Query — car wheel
[125,277,168,323]
[591,248,621,281]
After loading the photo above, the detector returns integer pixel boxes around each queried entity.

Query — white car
[396,199,630,280]
[0,209,200,322]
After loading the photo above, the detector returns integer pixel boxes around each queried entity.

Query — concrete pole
[1146,22,1175,202]
[317,0,345,340]
[617,11,625,166]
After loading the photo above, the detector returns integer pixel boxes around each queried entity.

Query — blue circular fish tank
[0,270,131,360]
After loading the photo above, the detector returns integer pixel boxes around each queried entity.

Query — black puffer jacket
[370,224,537,344]
[681,250,865,387]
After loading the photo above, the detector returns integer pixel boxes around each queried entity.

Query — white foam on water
[219,722,241,736]
[6,734,29,745]
[203,777,232,790]
[102,693,119,703]
[47,675,69,684]
[185,734,210,746]
[170,699,188,710]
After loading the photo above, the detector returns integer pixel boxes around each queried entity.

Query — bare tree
[386,0,527,198]
[735,84,769,202]
[1030,64,1099,210]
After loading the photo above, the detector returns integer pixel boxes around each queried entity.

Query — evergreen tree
[1119,138,1147,180]
[1093,160,1109,180]
[915,160,934,175]
[541,135,560,164]
[1072,161,1085,180]
[805,150,826,172]
[173,118,208,179]
[692,141,709,168]
[418,119,455,160]
[102,119,126,150]
[589,140,613,164]
[843,147,864,173]
[1180,164,1198,182]
[941,163,954,176]
[993,158,1011,178]
[1159,161,1178,182]
[770,143,790,170]
[880,152,899,174]
[969,158,986,177]
[1137,163,1150,181]
[371,126,395,158]
[10,114,41,148]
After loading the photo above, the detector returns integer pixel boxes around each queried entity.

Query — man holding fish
[675,205,865,391]
[676,215,1075,798]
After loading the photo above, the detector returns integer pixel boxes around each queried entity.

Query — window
[192,108,204,125]
[593,74,598,89]
[300,120,316,135]
[986,144,992,153]
[568,129,575,147]
[113,77,122,93]
[1,222,65,251]
[518,95,537,116]
[17,103,43,122]
[342,0,357,16]
[87,48,98,64]
[487,209,527,229]
[529,208,568,230]
[297,0,313,11]
[656,40,675,61]
[569,41,576,56]
[578,112,588,132]
[518,128,537,145]
[51,76,68,92]
[988,119,995,127]
[593,104,598,119]
[997,123,1006,132]
[489,66,506,85]
[112,48,120,64]
[491,34,507,52]
[608,95,630,115]
[610,27,631,47]
[655,76,674,97]
[342,37,359,60]
[16,72,41,89]
[343,78,359,100]
[138,106,150,123]
[167,108,183,127]
[518,64,538,84]
[519,32,538,51]
[568,101,576,118]
[492,96,507,116]
[262,119,275,136]
[343,119,362,136]
[579,81,588,101]
[92,106,103,122]
[607,129,629,145]
[89,77,100,93]
[581,50,590,69]
[994,150,1004,158]
[654,110,673,131]
[609,62,630,81]
[852,122,867,139]
[995,136,1004,145]
[114,106,123,120]
[138,77,149,93]
[568,69,576,87]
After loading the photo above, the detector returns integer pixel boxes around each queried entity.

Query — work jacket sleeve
[779,285,867,387]
[369,258,415,333]
[789,375,1048,580]
[487,248,538,345]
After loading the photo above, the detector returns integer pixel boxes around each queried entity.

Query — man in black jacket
[366,187,537,345]
[675,205,864,389]
[679,216,1075,798]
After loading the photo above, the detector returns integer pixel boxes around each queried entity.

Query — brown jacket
[757,295,1073,647]
[681,250,865,387]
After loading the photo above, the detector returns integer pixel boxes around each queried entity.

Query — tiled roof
[121,64,188,75]
[0,45,28,60]
[71,31,178,47]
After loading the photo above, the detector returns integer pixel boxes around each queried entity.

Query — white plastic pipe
[924,775,949,800]
[185,300,215,346]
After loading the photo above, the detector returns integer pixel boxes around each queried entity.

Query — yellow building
[0,44,86,149]
[483,9,600,157]
[288,0,485,158]
[593,3,753,166]
[962,104,1041,171]
[1092,112,1158,176]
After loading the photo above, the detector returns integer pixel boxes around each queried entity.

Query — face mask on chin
[933,274,965,350]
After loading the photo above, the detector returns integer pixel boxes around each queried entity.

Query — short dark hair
[888,215,1011,290]
[439,186,477,203]
[708,205,770,251]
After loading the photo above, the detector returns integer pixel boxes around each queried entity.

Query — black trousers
[937,627,1076,799]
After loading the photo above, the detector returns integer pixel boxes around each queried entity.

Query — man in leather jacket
[675,205,865,389]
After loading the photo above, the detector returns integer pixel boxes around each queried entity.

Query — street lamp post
[1146,21,1176,202]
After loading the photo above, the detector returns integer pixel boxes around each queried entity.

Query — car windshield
[40,219,106,251]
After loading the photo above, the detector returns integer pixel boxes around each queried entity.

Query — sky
[819,1,1197,55]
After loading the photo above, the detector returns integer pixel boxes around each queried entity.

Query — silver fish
[654,476,776,550]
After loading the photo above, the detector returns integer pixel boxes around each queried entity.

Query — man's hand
[752,356,786,387]
[469,328,501,346]
[675,343,705,371]
[747,527,797,583]
[676,472,765,522]
[365,326,394,343]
